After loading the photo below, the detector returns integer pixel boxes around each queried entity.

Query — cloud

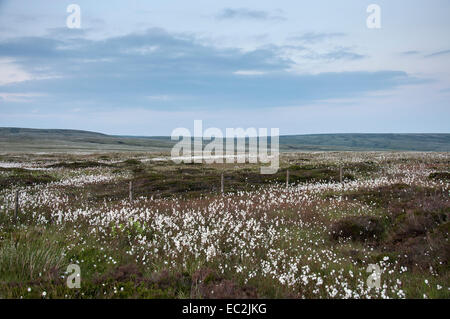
[300,47,366,61]
[7,13,40,24]
[0,92,45,102]
[0,27,293,84]
[46,27,91,39]
[0,58,33,85]
[233,70,266,76]
[146,95,174,101]
[318,48,365,61]
[401,50,420,55]
[0,28,418,112]
[425,49,450,58]
[216,8,285,21]
[288,32,346,44]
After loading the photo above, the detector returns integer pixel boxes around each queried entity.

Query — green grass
[0,228,66,282]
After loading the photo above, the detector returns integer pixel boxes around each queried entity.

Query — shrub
[0,168,55,188]
[428,172,450,181]
[347,183,412,208]
[190,268,257,299]
[392,210,448,241]
[331,216,386,242]
[47,161,111,169]
[123,159,141,165]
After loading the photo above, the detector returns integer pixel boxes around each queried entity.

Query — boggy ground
[0,151,448,299]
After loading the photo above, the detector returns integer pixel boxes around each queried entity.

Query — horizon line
[1,126,449,138]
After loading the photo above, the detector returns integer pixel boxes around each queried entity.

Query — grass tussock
[47,161,112,169]
[0,229,66,282]
[0,168,55,189]
[330,216,386,242]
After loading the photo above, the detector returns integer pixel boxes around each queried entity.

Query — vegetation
[0,151,448,299]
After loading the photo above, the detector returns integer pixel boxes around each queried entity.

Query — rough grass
[0,168,55,189]
[429,172,450,181]
[0,152,449,299]
[330,216,387,242]
[87,164,355,200]
[47,161,112,169]
[0,228,66,282]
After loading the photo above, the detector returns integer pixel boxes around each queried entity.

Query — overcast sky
[0,0,449,135]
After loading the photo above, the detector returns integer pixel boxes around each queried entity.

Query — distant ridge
[277,133,450,152]
[0,127,449,152]
[0,127,108,137]
[0,127,175,152]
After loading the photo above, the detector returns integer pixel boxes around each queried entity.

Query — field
[0,151,449,299]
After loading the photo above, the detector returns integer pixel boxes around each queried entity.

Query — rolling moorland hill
[0,127,449,152]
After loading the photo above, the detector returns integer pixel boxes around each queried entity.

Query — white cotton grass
[0,152,448,299]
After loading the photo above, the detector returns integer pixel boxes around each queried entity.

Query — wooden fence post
[339,166,343,183]
[129,181,133,202]
[286,169,289,188]
[221,173,224,194]
[14,190,19,222]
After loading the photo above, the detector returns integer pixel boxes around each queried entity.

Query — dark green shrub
[331,216,386,241]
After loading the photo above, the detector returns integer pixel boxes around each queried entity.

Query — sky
[0,0,449,136]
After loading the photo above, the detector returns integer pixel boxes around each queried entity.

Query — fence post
[129,181,133,202]
[286,169,289,188]
[221,173,224,194]
[339,166,343,183]
[14,190,19,222]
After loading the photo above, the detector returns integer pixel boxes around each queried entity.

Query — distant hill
[278,133,450,152]
[0,127,176,152]
[0,127,449,152]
